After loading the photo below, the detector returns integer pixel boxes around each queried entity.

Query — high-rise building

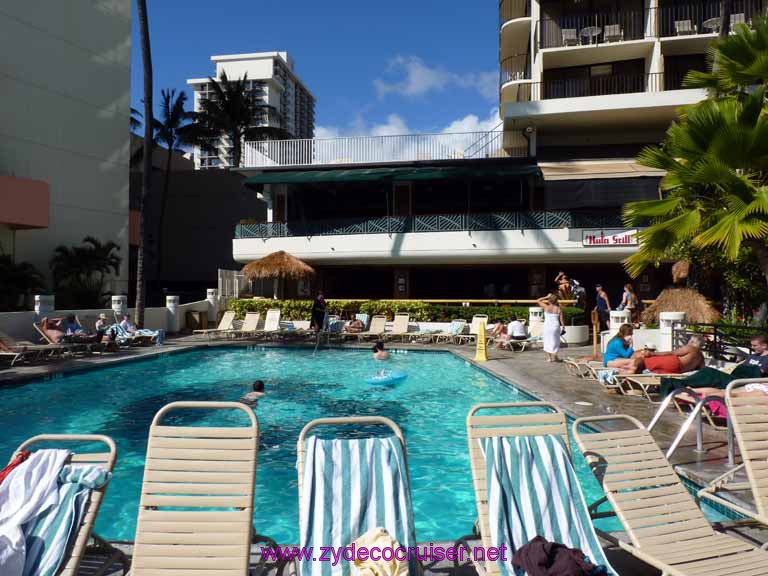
[0,1,132,293]
[498,0,751,158]
[187,52,315,170]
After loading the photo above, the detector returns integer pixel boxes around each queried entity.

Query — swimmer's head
[372,342,384,353]
[252,380,265,392]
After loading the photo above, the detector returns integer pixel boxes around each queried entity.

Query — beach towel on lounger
[22,464,111,576]
[299,435,417,576]
[483,435,615,576]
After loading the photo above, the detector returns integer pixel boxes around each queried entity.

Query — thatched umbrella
[242,251,316,299]
[641,287,720,325]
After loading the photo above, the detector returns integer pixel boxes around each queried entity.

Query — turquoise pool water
[0,347,726,542]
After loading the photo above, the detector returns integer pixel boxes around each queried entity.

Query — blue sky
[130,0,501,137]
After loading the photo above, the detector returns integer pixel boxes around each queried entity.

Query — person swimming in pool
[372,341,390,361]
[240,380,265,406]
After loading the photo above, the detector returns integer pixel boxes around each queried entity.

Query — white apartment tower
[498,0,759,158]
[187,52,315,169]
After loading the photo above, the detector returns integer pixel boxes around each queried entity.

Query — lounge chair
[254,308,282,340]
[383,313,411,342]
[339,313,370,341]
[562,28,579,46]
[357,314,387,341]
[573,414,768,574]
[192,310,236,339]
[230,311,261,339]
[130,401,258,576]
[697,378,768,534]
[432,319,467,344]
[604,24,623,42]
[459,402,614,576]
[0,330,65,364]
[675,19,696,35]
[455,315,488,345]
[33,321,103,355]
[10,434,127,576]
[296,416,419,576]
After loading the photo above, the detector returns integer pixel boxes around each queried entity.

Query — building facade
[0,0,132,293]
[187,52,315,170]
[227,1,747,301]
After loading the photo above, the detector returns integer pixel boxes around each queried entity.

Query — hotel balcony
[240,130,530,170]
[500,54,533,103]
[232,211,632,265]
[658,0,765,53]
[538,8,652,50]
[502,71,706,131]
[500,0,533,64]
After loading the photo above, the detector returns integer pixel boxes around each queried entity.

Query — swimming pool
[0,347,727,542]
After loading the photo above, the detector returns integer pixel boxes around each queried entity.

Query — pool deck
[2,336,767,575]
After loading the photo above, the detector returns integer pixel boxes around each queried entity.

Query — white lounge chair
[192,310,236,339]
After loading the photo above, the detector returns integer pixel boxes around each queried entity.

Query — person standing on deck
[594,284,611,331]
[310,291,327,331]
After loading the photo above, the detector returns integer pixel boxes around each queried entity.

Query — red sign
[582,229,638,247]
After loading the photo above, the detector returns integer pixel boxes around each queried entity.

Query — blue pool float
[367,370,408,386]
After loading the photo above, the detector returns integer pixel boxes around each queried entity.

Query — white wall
[0,1,132,293]
[233,228,638,265]
[215,57,274,81]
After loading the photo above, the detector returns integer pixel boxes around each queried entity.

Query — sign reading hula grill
[582,229,638,247]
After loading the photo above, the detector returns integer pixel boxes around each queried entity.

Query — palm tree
[154,89,193,276]
[135,0,153,328]
[685,17,768,97]
[0,255,45,311]
[50,237,122,308]
[624,88,768,287]
[188,71,284,167]
[130,107,143,132]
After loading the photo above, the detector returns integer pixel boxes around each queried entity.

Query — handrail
[648,387,735,464]
[500,54,532,86]
[235,211,624,239]
[539,8,653,49]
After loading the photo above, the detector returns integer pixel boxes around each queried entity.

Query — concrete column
[34,294,55,316]
[660,311,686,351]
[166,295,180,333]
[111,295,128,318]
[206,288,219,322]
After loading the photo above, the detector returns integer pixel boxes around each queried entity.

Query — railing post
[727,417,735,466]
[694,409,705,453]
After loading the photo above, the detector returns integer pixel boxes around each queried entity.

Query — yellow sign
[474,321,488,362]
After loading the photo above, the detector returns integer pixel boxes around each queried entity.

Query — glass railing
[500,54,532,86]
[235,211,624,239]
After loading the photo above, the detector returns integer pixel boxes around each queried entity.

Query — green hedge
[227,299,587,325]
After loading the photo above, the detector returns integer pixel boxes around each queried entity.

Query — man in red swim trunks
[644,335,705,374]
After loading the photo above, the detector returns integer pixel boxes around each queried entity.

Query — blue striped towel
[449,321,465,335]
[299,435,417,576]
[355,314,370,330]
[22,465,111,576]
[483,435,615,576]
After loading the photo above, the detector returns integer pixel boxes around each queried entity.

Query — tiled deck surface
[2,336,767,575]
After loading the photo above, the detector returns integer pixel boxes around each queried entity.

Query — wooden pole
[591,308,600,360]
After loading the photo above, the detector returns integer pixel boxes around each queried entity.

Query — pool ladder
[647,387,736,466]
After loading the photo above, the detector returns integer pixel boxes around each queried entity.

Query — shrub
[226,299,587,325]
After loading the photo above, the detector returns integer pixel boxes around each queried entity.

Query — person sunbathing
[344,318,364,333]
[603,324,643,373]
[644,335,706,374]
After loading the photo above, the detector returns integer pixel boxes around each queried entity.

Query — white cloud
[314,108,501,140]
[374,56,497,101]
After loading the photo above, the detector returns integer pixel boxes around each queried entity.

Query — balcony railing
[523,72,664,100]
[242,130,528,168]
[499,0,530,27]
[658,0,764,37]
[235,211,624,239]
[500,54,532,86]
[539,9,651,48]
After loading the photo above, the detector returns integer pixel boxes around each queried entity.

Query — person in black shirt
[742,334,768,375]
[310,292,327,331]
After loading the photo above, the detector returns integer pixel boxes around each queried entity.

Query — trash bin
[186,310,208,331]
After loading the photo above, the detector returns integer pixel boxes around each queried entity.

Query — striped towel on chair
[23,465,111,576]
[483,435,615,576]
[299,436,418,576]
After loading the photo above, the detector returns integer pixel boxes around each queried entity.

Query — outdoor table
[702,17,721,33]
[580,26,602,44]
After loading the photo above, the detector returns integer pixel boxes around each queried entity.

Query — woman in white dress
[537,293,565,362]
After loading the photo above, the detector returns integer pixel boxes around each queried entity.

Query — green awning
[244,164,539,185]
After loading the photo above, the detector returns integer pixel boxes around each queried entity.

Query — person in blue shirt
[604,324,641,373]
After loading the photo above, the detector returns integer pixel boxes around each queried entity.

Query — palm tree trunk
[156,146,173,281]
[232,129,242,168]
[719,0,733,40]
[135,0,153,329]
